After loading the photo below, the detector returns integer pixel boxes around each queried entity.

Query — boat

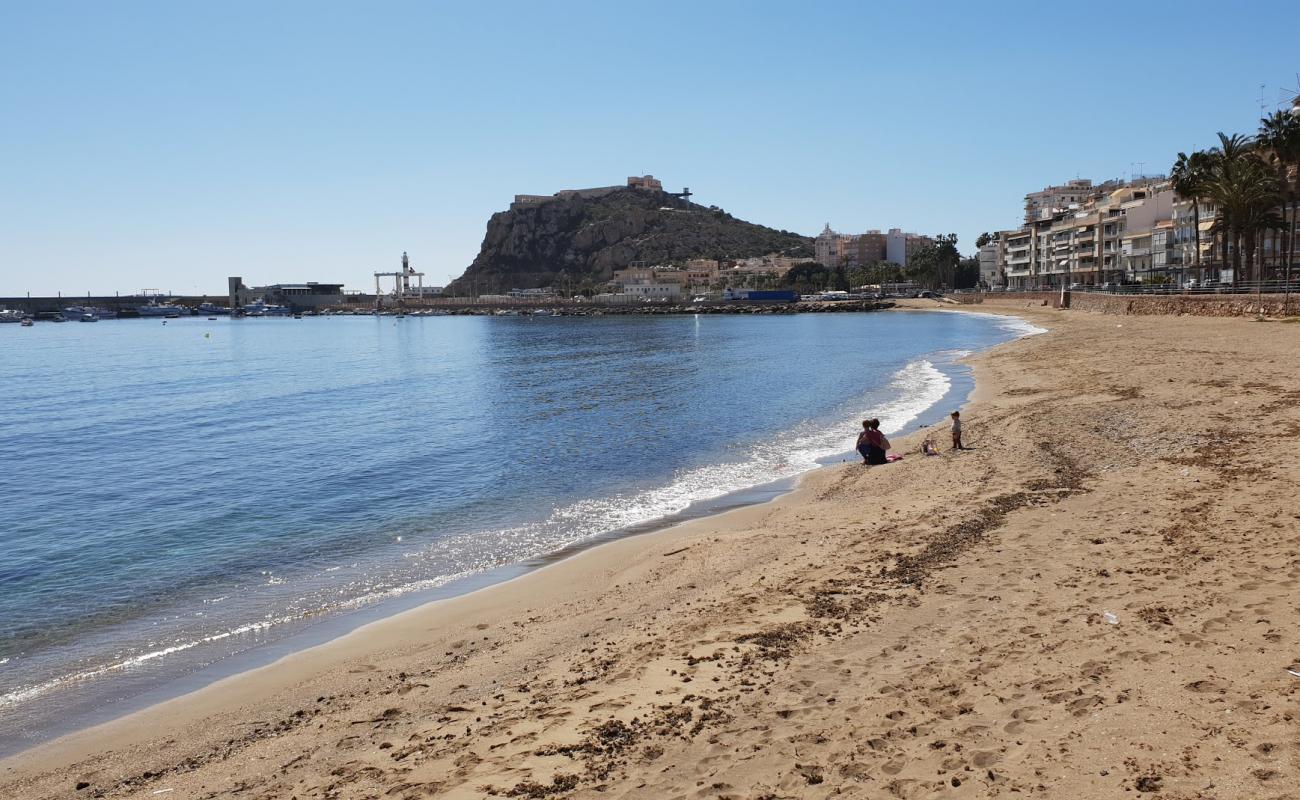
[61,306,117,320]
[0,309,27,324]
[197,302,230,316]
[134,301,189,317]
[242,301,293,317]
[20,318,33,327]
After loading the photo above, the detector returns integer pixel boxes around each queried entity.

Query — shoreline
[0,308,1005,761]
[10,303,1297,798]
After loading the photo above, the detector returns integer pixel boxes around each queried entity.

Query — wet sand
[5,303,1300,799]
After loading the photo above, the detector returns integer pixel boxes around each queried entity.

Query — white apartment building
[885,229,932,267]
[1023,179,1095,223]
[978,242,1000,287]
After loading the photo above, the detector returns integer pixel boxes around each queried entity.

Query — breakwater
[402,300,895,316]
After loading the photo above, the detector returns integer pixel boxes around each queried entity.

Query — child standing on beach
[950,411,964,451]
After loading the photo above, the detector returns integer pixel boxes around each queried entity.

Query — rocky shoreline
[350,300,896,317]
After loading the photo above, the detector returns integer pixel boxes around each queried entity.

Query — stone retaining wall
[957,291,1298,317]
[1068,292,1298,317]
[956,291,1063,308]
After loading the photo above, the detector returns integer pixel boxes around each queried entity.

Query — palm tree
[1259,110,1300,291]
[1203,133,1275,285]
[1171,150,1214,281]
[1217,158,1281,283]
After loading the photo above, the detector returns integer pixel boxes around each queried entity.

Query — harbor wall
[0,295,376,314]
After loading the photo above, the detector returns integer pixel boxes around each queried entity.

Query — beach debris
[152,790,174,796]
[736,622,813,660]
[1285,668,1300,678]
[1103,611,1119,625]
[504,773,579,797]
[1134,774,1162,792]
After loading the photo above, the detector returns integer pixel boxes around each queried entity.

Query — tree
[1170,150,1215,280]
[905,234,960,290]
[1203,132,1280,284]
[1258,110,1300,291]
[954,257,981,289]
[974,232,994,249]
[780,262,833,292]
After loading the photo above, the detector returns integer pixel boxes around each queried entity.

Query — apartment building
[1023,179,1095,224]
[885,229,934,266]
[1001,228,1034,287]
[816,225,931,269]
[978,242,1001,287]
[997,177,1182,288]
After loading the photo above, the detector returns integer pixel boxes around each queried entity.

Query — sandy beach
[5,303,1300,799]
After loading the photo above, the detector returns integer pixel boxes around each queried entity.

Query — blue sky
[2,1,1297,296]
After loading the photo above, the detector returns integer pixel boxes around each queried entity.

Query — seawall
[957,291,1299,318]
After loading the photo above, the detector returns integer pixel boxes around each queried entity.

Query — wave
[0,615,298,710]
[934,308,1047,338]
[412,358,951,559]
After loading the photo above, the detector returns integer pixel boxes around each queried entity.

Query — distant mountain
[447,187,812,294]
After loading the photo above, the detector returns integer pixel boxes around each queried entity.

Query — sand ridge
[4,306,1300,799]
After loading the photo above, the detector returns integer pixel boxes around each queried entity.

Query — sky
[2,0,1298,297]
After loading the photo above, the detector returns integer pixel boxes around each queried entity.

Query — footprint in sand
[971,750,1002,768]
[1184,678,1228,694]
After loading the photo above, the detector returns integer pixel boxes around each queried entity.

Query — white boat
[20,317,34,327]
[62,306,117,320]
[0,309,27,324]
[135,301,188,317]
[242,301,292,317]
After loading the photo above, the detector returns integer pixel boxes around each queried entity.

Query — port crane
[374,252,424,311]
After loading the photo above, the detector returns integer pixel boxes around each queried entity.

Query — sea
[0,309,1042,755]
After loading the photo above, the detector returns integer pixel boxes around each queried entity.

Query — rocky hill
[447,188,812,294]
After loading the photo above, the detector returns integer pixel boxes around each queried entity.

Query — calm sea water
[0,309,1038,752]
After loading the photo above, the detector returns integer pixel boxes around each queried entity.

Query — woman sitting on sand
[855,419,888,465]
[869,419,890,464]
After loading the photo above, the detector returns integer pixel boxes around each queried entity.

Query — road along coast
[4,305,1300,798]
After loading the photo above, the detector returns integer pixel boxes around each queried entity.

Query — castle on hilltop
[510,175,666,210]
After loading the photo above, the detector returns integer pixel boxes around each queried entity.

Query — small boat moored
[242,301,293,317]
[135,301,189,317]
